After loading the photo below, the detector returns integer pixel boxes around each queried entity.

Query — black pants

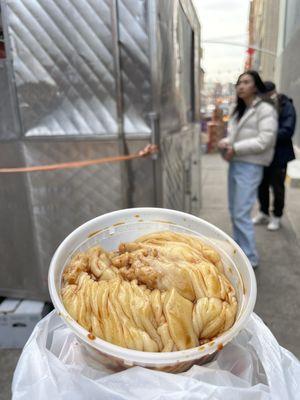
[258,166,287,217]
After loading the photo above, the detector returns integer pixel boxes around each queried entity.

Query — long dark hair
[233,70,266,120]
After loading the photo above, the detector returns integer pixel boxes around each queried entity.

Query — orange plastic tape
[0,145,158,174]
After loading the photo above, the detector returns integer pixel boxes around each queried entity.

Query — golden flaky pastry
[61,231,237,352]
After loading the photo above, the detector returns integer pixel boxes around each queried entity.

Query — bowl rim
[48,207,257,366]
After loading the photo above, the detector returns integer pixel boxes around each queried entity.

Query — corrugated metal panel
[155,0,201,213]
[153,0,201,133]
[178,3,193,125]
[118,0,152,134]
[4,0,118,136]
[0,0,202,301]
[126,139,155,206]
[161,127,200,214]
[162,132,185,210]
[0,137,155,300]
[0,142,43,299]
[22,140,123,294]
[0,60,20,139]
[154,0,181,133]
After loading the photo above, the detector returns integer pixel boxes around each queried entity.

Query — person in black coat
[253,81,296,230]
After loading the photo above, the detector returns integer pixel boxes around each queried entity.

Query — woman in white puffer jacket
[218,70,278,269]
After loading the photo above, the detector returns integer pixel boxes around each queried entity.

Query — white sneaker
[252,212,269,225]
[267,217,281,231]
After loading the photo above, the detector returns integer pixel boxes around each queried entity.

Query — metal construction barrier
[0,0,202,300]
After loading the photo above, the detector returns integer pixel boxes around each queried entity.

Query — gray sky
[194,0,250,83]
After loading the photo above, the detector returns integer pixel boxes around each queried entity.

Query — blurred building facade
[276,0,300,147]
[247,0,300,147]
[246,0,279,80]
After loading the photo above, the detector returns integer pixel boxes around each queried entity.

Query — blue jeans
[228,161,263,266]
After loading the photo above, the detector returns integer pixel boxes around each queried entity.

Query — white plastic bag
[12,311,300,400]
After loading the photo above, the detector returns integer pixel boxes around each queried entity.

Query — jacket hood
[279,93,293,104]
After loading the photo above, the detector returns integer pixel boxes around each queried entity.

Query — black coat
[271,94,296,168]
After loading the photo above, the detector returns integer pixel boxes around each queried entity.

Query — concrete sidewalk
[200,153,300,358]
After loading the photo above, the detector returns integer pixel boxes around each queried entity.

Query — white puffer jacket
[226,97,278,166]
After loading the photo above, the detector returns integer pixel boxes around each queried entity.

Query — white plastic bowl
[48,208,256,372]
